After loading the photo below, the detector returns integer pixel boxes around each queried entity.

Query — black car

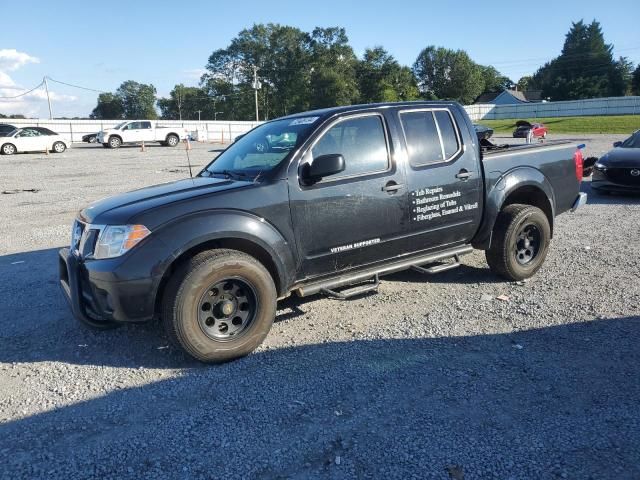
[82,133,98,143]
[592,130,640,193]
[0,123,16,137]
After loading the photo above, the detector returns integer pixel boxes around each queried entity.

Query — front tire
[108,136,122,148]
[162,249,277,363]
[52,141,66,153]
[485,204,551,281]
[1,143,16,155]
[166,134,179,147]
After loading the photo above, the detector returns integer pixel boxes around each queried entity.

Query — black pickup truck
[59,101,587,362]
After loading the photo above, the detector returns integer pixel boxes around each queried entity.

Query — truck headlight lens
[94,224,151,259]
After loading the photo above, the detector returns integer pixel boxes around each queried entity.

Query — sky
[1,0,639,118]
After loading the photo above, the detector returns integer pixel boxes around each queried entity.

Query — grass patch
[477,115,640,134]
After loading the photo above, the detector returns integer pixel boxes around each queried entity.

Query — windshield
[202,116,319,179]
[620,131,640,148]
[112,122,127,130]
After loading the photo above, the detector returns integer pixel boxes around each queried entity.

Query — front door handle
[455,169,472,181]
[382,181,404,193]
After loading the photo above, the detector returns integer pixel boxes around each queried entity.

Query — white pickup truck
[97,121,187,148]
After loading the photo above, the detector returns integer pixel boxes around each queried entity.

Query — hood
[599,147,640,168]
[79,176,251,225]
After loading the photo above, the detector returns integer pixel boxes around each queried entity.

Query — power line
[46,76,106,93]
[0,81,44,99]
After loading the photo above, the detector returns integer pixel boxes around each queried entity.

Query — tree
[632,65,640,95]
[116,81,158,119]
[413,46,484,104]
[357,47,419,103]
[90,92,123,119]
[157,84,211,120]
[479,65,513,93]
[201,23,312,120]
[531,20,630,100]
[516,76,533,91]
[308,27,359,108]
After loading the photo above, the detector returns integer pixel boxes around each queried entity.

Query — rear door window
[400,109,461,167]
[399,111,443,166]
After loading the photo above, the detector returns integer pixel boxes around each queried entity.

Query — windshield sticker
[330,238,381,254]
[289,116,319,126]
[411,186,478,222]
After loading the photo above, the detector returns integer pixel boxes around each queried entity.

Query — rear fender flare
[472,167,556,250]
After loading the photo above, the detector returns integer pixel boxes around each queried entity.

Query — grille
[606,168,640,187]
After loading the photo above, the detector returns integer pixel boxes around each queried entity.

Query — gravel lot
[0,135,639,479]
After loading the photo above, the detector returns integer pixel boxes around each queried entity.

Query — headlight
[94,224,151,259]
[594,162,607,171]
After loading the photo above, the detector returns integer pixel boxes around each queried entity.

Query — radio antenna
[185,135,193,178]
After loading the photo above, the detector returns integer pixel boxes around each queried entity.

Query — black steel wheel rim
[514,223,541,265]
[197,277,258,341]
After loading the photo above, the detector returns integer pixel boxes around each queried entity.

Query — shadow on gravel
[0,248,319,369]
[1,316,639,478]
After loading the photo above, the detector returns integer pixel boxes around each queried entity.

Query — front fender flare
[472,167,556,250]
[152,210,296,296]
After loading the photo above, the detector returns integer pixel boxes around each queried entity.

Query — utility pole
[196,110,202,122]
[43,76,53,119]
[252,66,261,122]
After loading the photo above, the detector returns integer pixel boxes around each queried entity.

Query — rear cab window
[399,109,461,167]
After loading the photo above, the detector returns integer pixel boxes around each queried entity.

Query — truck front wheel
[166,134,179,147]
[485,204,551,281]
[108,136,121,148]
[162,249,276,363]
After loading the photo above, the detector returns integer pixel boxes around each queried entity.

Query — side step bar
[321,274,379,300]
[412,255,461,275]
[295,245,472,298]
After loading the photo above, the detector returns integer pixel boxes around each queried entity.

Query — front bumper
[58,248,159,324]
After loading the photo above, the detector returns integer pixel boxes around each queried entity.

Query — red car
[513,120,548,139]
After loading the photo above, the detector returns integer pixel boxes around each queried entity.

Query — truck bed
[481,139,580,216]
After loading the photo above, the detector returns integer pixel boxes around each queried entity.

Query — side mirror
[301,154,345,183]
[613,141,622,148]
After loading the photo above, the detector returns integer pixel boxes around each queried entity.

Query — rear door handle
[455,170,472,181]
[382,182,404,193]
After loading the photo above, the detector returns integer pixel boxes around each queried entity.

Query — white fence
[465,96,640,121]
[3,119,260,143]
[6,96,640,138]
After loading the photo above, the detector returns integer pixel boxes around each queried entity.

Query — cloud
[0,49,39,72]
[0,49,78,117]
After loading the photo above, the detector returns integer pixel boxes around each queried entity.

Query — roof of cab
[279,100,463,121]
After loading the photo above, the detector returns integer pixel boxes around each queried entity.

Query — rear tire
[162,249,276,363]
[52,141,66,153]
[166,134,179,147]
[485,204,551,281]
[1,143,16,155]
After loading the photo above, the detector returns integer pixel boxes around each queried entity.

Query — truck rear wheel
[485,204,551,281]
[166,134,179,147]
[162,249,276,363]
